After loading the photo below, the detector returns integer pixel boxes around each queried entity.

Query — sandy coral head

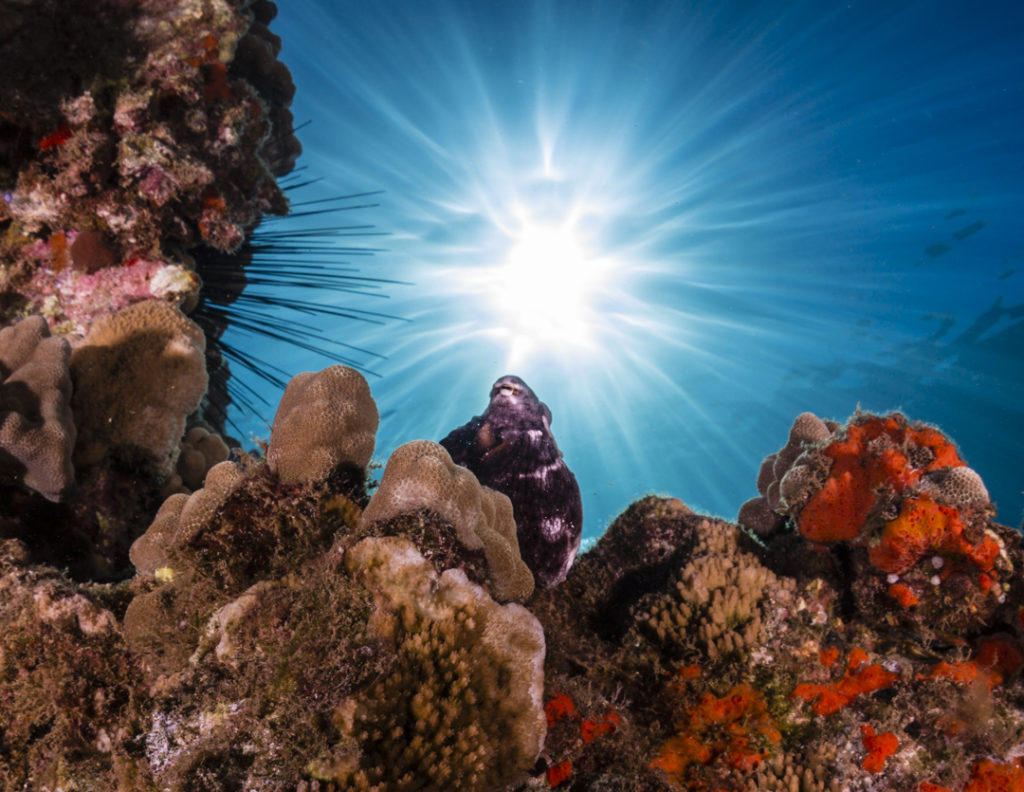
[0,315,76,501]
[267,365,378,485]
[69,299,207,474]
[362,440,535,602]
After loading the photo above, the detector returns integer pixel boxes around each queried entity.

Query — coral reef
[4,354,1024,791]
[166,423,232,494]
[0,540,142,790]
[330,535,545,790]
[524,486,1024,792]
[1,0,303,575]
[638,517,796,662]
[741,411,1015,639]
[0,0,296,334]
[2,3,1023,791]
[105,368,544,790]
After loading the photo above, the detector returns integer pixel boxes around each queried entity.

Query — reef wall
[2,3,1024,791]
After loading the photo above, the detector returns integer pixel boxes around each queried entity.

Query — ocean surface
[223,0,1024,540]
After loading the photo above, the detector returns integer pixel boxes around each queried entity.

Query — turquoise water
[224,0,1024,539]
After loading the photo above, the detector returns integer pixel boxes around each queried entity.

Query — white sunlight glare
[491,222,608,350]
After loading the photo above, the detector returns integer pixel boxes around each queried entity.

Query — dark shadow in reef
[0,0,137,188]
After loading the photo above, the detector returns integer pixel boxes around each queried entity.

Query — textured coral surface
[2,3,1023,791]
[4,371,1024,791]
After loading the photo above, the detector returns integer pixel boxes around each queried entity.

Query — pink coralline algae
[0,0,298,340]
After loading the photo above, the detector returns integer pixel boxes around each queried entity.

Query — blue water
[224,0,1024,539]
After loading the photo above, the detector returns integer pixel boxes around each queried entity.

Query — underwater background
[222,0,1024,540]
[6,1,1024,788]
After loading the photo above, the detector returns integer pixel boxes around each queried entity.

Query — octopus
[440,375,583,588]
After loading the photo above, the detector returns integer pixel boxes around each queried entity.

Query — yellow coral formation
[361,440,534,602]
[641,519,793,660]
[267,365,379,485]
[327,535,546,791]
[741,746,843,792]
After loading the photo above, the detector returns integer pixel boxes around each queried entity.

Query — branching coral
[325,535,546,791]
[639,518,795,661]
[0,314,76,500]
[739,746,843,792]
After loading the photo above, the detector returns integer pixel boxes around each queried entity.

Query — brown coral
[361,440,535,602]
[170,424,231,493]
[0,315,76,501]
[326,535,546,791]
[267,365,379,485]
[639,518,795,661]
[69,299,207,474]
[129,460,245,577]
[738,411,833,537]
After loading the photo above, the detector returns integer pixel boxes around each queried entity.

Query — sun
[491,221,607,351]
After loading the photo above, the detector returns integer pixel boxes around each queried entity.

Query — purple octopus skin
[440,375,583,589]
